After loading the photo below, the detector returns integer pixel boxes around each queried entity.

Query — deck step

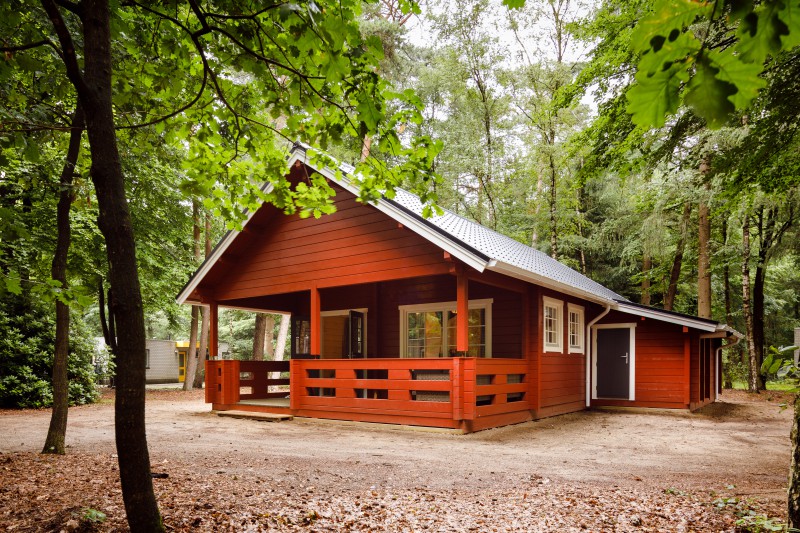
[216,410,293,422]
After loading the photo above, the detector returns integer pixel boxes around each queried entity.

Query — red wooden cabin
[177,144,740,432]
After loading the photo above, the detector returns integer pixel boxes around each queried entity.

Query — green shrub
[0,294,98,408]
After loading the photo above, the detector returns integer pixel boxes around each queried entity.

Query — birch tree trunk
[192,214,213,388]
[273,314,290,380]
[183,202,201,391]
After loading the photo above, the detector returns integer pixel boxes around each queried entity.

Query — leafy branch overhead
[0,0,441,226]
[626,0,800,128]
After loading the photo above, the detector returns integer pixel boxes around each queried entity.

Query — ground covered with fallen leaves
[0,389,793,532]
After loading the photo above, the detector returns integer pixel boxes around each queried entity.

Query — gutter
[585,304,612,407]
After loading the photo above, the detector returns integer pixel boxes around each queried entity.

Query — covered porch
[205,357,530,432]
[200,265,535,432]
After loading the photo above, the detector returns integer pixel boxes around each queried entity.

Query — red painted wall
[592,311,693,409]
[211,180,451,301]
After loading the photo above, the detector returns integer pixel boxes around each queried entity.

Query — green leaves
[626,0,800,129]
[683,54,737,128]
[627,61,689,128]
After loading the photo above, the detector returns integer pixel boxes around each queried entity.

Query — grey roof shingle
[387,187,628,303]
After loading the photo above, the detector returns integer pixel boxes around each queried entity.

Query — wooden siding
[212,182,451,301]
[592,311,691,409]
[535,288,593,417]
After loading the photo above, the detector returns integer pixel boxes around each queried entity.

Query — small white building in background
[94,338,230,384]
[145,339,178,384]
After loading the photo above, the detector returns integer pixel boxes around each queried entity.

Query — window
[145,348,151,369]
[543,297,563,352]
[400,299,492,358]
[568,304,585,353]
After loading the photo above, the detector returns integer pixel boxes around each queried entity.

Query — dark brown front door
[596,327,631,399]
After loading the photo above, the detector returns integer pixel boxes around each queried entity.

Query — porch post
[456,266,469,353]
[209,302,219,358]
[310,285,321,356]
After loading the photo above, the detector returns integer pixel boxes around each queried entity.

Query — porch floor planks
[216,409,293,422]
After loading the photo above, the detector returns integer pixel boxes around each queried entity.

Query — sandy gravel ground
[0,388,793,531]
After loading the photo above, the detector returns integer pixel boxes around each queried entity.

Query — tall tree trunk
[664,202,692,311]
[742,214,762,392]
[275,314,290,360]
[697,174,712,318]
[183,202,202,391]
[641,253,652,306]
[183,306,199,391]
[273,314,290,380]
[192,214,212,389]
[753,262,767,389]
[253,313,268,361]
[548,154,558,260]
[42,102,84,455]
[265,315,275,358]
[722,218,732,324]
[42,0,163,528]
[789,394,800,529]
[194,308,210,388]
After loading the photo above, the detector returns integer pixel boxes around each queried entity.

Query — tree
[624,0,800,129]
[183,202,201,391]
[4,0,438,529]
[42,103,84,455]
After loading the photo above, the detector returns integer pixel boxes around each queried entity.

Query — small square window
[568,304,585,353]
[543,297,563,353]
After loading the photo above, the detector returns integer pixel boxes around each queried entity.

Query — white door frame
[320,308,368,358]
[591,323,636,401]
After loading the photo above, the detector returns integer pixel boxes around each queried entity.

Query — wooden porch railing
[205,360,290,405]
[207,357,529,428]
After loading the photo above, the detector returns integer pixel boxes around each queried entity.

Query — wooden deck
[206,358,532,432]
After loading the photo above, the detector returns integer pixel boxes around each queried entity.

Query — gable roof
[177,143,734,335]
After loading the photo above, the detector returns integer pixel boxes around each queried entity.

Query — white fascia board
[175,182,275,305]
[487,260,613,306]
[615,302,719,332]
[300,153,490,273]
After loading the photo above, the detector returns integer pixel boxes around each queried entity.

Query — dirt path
[0,389,793,531]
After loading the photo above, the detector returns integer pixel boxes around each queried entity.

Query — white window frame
[399,299,493,358]
[543,296,563,353]
[567,303,585,354]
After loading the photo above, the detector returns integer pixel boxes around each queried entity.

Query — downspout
[586,304,612,407]
[699,332,741,396]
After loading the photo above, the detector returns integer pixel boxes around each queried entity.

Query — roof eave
[614,301,720,332]
[487,260,615,306]
[176,147,491,305]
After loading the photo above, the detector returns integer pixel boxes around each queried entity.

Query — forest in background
[1,0,798,398]
[1,0,800,530]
